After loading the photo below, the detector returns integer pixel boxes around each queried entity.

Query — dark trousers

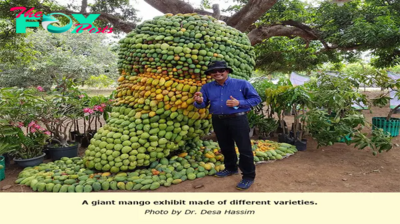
[212,114,255,180]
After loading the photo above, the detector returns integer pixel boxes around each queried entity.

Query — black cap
[205,60,233,75]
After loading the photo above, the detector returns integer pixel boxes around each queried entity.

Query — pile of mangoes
[82,13,255,173]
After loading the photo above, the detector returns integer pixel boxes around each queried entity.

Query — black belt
[213,112,248,119]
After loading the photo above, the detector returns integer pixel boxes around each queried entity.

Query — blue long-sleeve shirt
[194,77,262,115]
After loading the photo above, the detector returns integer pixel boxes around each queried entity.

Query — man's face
[209,68,229,82]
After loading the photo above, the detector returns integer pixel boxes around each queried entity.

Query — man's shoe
[236,179,254,190]
[215,169,238,178]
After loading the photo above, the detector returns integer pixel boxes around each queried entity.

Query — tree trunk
[248,25,317,45]
[144,0,194,14]
[226,0,278,32]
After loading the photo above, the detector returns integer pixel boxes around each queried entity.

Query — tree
[2,0,400,71]
[0,29,119,88]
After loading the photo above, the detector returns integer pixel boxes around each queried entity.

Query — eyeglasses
[209,69,227,74]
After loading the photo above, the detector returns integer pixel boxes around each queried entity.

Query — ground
[1,90,400,192]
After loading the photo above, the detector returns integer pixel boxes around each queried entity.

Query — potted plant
[288,85,311,150]
[256,117,278,139]
[11,121,50,167]
[265,85,293,143]
[36,83,82,161]
[247,110,261,137]
[305,72,392,155]
[38,96,80,160]
[370,71,400,137]
[80,95,112,147]
[251,78,276,119]
[0,87,50,166]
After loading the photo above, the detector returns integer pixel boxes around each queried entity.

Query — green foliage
[369,70,400,119]
[250,78,276,116]
[254,37,335,73]
[306,109,364,146]
[342,63,377,88]
[85,75,116,88]
[352,129,393,155]
[247,110,278,138]
[0,87,45,123]
[238,0,400,72]
[303,72,393,155]
[307,72,369,114]
[0,29,118,88]
[0,120,20,156]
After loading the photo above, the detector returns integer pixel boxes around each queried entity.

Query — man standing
[193,60,261,190]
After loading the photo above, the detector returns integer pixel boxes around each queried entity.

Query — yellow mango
[140,78,148,83]
[164,104,171,110]
[164,95,170,102]
[152,79,159,86]
[117,76,125,82]
[181,102,188,108]
[182,85,191,92]
[156,94,163,100]
[186,98,194,104]
[165,80,173,87]
[187,105,194,111]
[176,84,183,91]
[159,78,166,86]
[135,112,142,119]
[146,78,153,85]
[150,100,158,107]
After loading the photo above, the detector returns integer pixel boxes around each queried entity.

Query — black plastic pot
[80,136,91,148]
[294,139,307,151]
[87,130,97,137]
[14,153,46,168]
[47,143,79,161]
[74,134,84,144]
[43,147,51,160]
[277,120,288,134]
[2,153,11,166]
[291,123,302,131]
[286,137,295,145]
[70,131,80,142]
[278,133,285,143]
[278,134,295,145]
[289,130,301,139]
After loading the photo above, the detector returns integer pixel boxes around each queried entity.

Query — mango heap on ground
[82,13,256,173]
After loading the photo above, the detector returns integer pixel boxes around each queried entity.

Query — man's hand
[226,96,239,107]
[194,92,204,104]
